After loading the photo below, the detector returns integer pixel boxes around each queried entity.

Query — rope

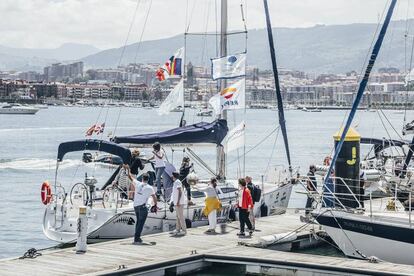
[327,209,368,259]
[227,126,280,166]
[133,0,153,63]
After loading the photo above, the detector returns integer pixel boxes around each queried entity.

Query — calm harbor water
[0,106,411,258]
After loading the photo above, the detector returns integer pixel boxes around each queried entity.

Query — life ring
[41,181,52,205]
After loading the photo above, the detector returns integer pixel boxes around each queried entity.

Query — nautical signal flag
[211,52,246,80]
[86,123,105,136]
[209,79,245,115]
[156,47,184,81]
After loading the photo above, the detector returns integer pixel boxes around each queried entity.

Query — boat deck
[1,213,414,275]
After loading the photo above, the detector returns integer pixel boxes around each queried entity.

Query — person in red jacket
[237,178,254,237]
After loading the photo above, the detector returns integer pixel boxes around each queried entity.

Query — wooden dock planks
[1,213,413,275]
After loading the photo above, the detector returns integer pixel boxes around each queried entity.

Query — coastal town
[0,61,412,109]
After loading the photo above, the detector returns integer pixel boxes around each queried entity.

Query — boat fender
[260,202,268,217]
[185,218,192,228]
[41,181,52,205]
[259,232,297,246]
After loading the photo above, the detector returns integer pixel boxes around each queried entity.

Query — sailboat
[42,0,296,243]
[312,0,414,265]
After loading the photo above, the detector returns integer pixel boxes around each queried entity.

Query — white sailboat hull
[43,182,293,243]
[315,210,414,265]
[0,107,39,114]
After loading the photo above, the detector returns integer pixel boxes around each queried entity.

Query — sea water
[0,106,410,258]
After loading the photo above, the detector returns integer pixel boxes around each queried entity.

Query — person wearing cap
[132,173,157,244]
[170,171,187,236]
[197,178,221,234]
[305,165,317,215]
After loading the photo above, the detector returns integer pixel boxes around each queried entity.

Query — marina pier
[1,213,414,275]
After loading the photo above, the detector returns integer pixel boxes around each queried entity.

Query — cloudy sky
[0,0,412,50]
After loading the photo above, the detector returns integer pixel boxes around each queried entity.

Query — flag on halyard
[208,79,245,115]
[225,121,245,153]
[211,52,246,80]
[156,47,184,81]
[85,123,105,136]
[157,79,184,115]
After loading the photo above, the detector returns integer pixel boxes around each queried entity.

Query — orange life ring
[41,181,52,205]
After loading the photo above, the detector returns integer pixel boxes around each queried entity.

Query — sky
[0,0,412,50]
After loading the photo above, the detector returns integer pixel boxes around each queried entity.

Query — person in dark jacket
[179,157,193,205]
[130,149,145,178]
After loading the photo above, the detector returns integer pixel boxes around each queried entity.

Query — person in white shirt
[170,172,187,236]
[133,173,157,244]
[148,142,166,198]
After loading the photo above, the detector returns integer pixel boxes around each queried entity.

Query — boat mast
[324,0,397,185]
[216,0,228,180]
[263,0,292,174]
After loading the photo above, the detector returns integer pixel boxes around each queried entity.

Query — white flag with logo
[208,79,245,115]
[157,79,184,115]
[211,53,246,80]
[225,121,245,153]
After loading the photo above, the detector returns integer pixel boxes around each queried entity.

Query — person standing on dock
[197,177,221,234]
[305,165,318,215]
[245,176,256,230]
[170,171,187,236]
[133,173,157,244]
[237,178,254,237]
[148,142,166,199]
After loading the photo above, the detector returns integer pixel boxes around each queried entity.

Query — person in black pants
[305,165,317,215]
[133,173,157,244]
[179,157,193,204]
[237,178,254,237]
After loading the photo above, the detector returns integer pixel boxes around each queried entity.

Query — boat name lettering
[343,221,373,232]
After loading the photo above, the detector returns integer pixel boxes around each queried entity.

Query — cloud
[0,0,411,49]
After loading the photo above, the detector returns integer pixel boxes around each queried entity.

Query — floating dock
[1,213,414,275]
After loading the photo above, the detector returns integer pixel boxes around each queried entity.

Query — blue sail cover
[112,120,228,145]
[57,139,132,164]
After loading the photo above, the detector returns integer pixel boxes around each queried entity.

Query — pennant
[209,79,245,115]
[156,47,184,81]
[157,79,184,115]
[85,123,105,136]
[85,124,96,136]
[211,53,246,80]
[225,121,245,153]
